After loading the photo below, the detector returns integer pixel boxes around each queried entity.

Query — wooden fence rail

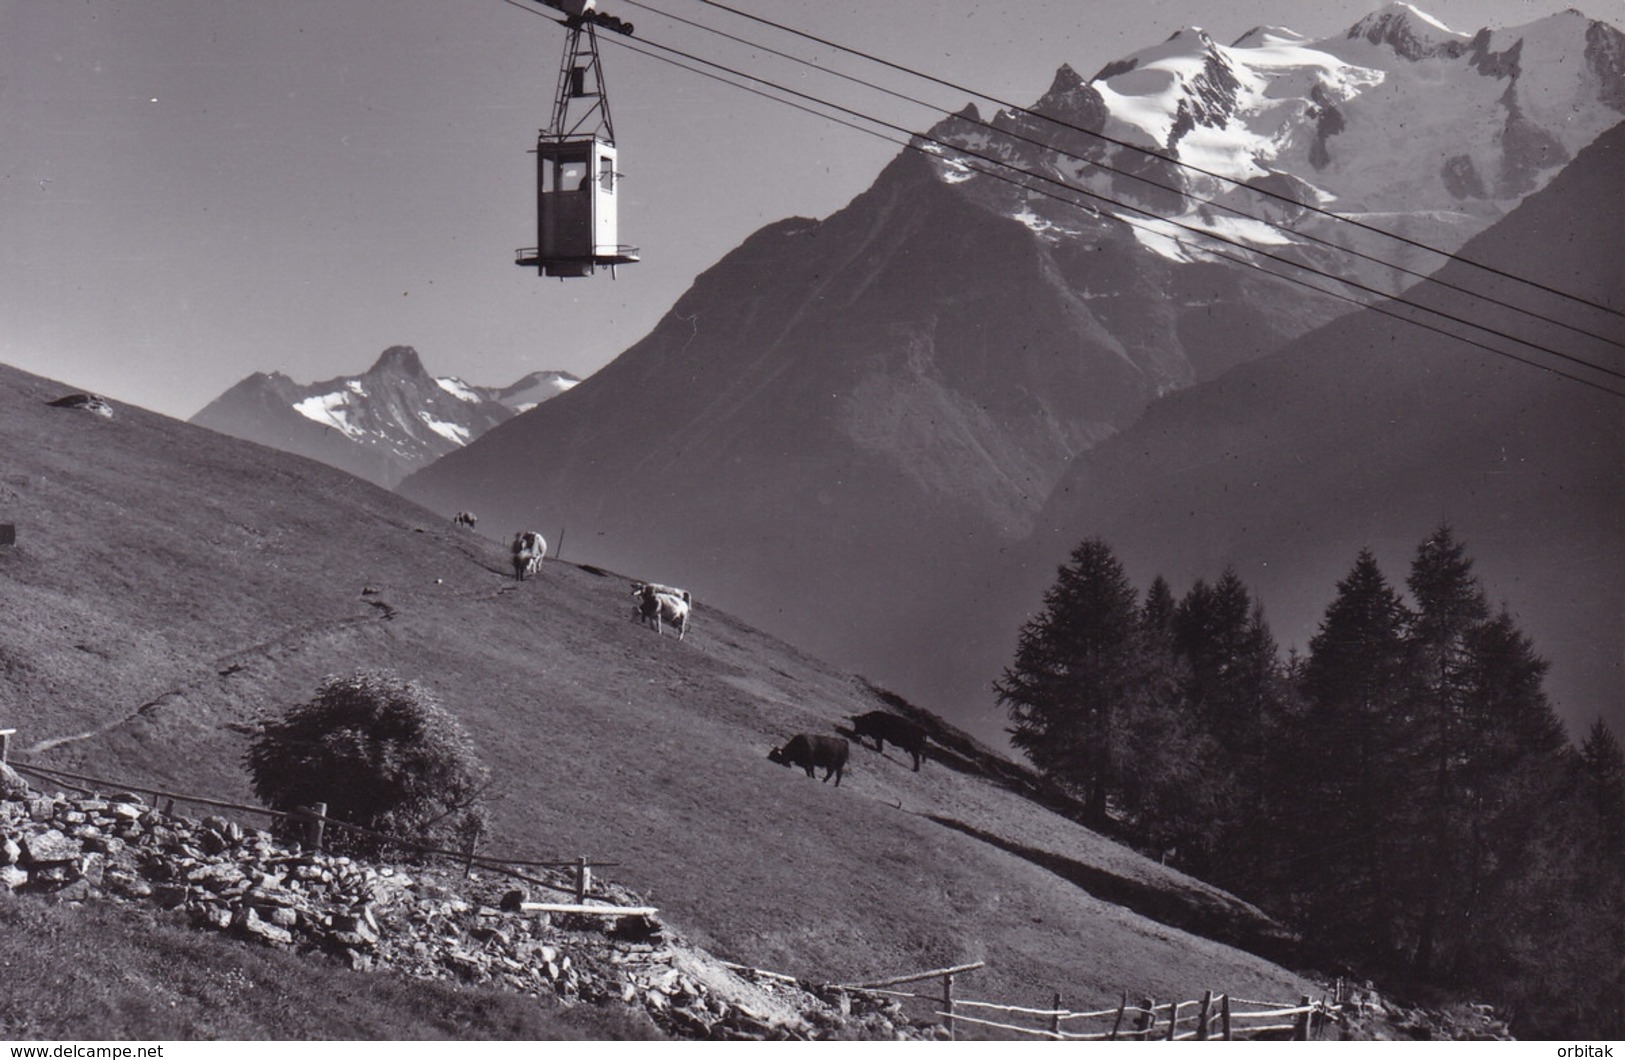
[926,990,1336,1041]
[837,961,986,1040]
[4,754,636,917]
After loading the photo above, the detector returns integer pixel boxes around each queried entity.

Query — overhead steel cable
[578,15,1625,388]
[499,1,1625,396]
[623,0,1625,354]
[689,0,1625,325]
[497,0,882,139]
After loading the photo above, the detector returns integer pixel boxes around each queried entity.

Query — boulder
[21,828,81,865]
[0,763,30,799]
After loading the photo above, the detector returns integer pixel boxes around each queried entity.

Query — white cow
[630,581,691,606]
[633,583,690,640]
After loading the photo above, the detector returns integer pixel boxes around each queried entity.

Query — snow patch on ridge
[436,377,481,403]
[417,411,471,445]
[293,392,364,439]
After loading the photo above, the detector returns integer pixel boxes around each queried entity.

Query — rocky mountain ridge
[190,347,578,488]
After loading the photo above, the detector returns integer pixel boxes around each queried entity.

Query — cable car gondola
[516,0,639,278]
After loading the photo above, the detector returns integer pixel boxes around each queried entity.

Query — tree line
[996,527,1624,1038]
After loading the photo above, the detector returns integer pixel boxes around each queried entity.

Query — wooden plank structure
[519,902,658,918]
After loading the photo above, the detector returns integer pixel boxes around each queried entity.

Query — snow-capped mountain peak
[922,4,1622,283]
[1346,2,1469,59]
[191,347,578,488]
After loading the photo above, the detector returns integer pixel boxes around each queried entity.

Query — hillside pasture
[0,361,1311,1030]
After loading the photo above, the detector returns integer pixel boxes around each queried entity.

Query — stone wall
[0,763,929,1041]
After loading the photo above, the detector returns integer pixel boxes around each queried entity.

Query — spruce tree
[1579,719,1625,859]
[996,538,1142,826]
[1121,575,1228,862]
[1294,549,1412,964]
[1403,524,1490,975]
[1167,569,1285,882]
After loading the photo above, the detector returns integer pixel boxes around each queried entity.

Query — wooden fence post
[575,856,592,902]
[1197,990,1213,1040]
[307,802,327,851]
[1049,991,1062,1040]
[1221,993,1233,1040]
[1136,996,1156,1041]
[0,728,14,764]
[1294,994,1313,1040]
[1167,1001,1182,1040]
[1109,993,1127,1040]
[942,972,956,1040]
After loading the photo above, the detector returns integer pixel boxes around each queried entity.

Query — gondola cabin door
[536,137,621,278]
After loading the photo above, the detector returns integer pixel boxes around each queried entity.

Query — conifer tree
[1579,719,1625,859]
[996,538,1142,826]
[1402,524,1490,975]
[1121,575,1228,861]
[1293,549,1412,963]
[1445,608,1571,987]
[1166,569,1286,881]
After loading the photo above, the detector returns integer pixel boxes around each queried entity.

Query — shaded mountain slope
[0,360,1310,1021]
[398,147,1341,715]
[952,119,1625,739]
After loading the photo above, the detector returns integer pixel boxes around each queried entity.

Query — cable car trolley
[516,0,639,278]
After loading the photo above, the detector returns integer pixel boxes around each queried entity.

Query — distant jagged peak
[367,345,428,377]
[1046,63,1087,94]
[1345,3,1469,59]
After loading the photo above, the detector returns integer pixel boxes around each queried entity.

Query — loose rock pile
[1336,983,1516,1041]
[0,764,930,1040]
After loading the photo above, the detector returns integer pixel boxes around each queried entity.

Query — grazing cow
[768,734,849,787]
[453,511,478,529]
[633,584,689,639]
[850,711,926,771]
[511,531,546,580]
[630,581,692,606]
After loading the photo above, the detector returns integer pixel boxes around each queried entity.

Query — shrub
[245,669,491,857]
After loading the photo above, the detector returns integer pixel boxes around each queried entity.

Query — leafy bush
[245,669,490,856]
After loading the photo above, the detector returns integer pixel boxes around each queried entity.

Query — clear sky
[3,0,1617,418]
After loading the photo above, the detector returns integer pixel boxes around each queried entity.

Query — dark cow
[850,711,926,771]
[511,531,546,580]
[768,734,849,787]
[453,511,478,529]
